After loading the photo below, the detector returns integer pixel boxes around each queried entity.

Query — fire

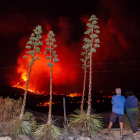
[13,83,45,95]
[22,73,27,81]
[13,77,45,95]
[102,96,112,98]
[37,102,55,106]
[67,92,82,97]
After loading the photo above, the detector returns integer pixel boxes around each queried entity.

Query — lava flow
[13,74,44,95]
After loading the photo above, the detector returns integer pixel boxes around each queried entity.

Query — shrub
[0,97,22,123]
[0,97,36,138]
[8,114,36,138]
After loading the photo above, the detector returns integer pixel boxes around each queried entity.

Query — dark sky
[1,0,140,94]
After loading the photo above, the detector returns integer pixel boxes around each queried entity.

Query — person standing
[108,88,125,136]
[124,90,138,136]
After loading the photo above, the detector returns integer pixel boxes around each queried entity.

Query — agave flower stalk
[83,15,100,115]
[20,25,43,120]
[20,60,32,119]
[34,31,61,140]
[44,31,59,124]
[80,46,89,113]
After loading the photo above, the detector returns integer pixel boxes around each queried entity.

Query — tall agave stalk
[20,25,43,120]
[83,15,100,115]
[20,61,32,119]
[44,31,59,124]
[67,15,103,136]
[80,47,89,113]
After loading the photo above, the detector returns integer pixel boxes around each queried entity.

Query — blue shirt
[111,94,125,115]
[124,95,138,111]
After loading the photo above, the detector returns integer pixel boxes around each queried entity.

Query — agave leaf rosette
[34,120,62,140]
[68,108,103,135]
[8,117,36,138]
[7,112,36,138]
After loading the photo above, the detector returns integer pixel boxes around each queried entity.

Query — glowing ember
[37,102,55,106]
[103,96,112,98]
[108,96,112,98]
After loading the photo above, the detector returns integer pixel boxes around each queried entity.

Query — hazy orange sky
[1,0,140,94]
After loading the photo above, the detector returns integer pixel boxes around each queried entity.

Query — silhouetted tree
[20,26,43,119]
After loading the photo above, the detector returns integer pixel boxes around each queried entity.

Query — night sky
[1,0,140,94]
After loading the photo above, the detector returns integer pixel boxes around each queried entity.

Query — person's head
[115,88,121,95]
[125,90,134,97]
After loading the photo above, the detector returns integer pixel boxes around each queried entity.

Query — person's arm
[124,99,127,110]
[136,97,138,106]
[111,96,113,104]
[124,101,126,109]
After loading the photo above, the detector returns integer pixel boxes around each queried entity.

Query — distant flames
[13,79,82,97]
[13,76,82,97]
[13,71,45,95]
[13,79,45,95]
[22,74,27,81]
[66,92,82,97]
[37,102,55,107]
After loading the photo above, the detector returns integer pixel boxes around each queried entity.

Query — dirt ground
[103,128,140,139]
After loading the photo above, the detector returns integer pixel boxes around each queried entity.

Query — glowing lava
[37,102,55,107]
[13,73,45,95]
[22,74,27,81]
[66,92,82,97]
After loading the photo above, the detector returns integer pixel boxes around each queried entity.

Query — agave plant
[34,120,61,140]
[34,31,61,140]
[68,108,103,136]
[6,112,36,138]
[0,97,36,138]
[9,119,35,138]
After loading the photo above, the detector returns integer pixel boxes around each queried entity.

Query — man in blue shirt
[108,88,125,136]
